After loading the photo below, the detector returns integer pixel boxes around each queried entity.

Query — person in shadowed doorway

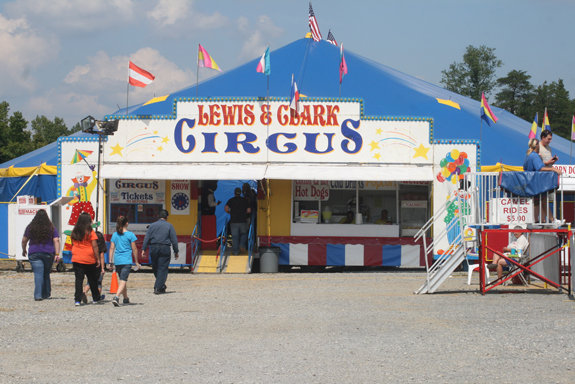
[375,209,392,224]
[339,210,355,224]
[225,188,251,255]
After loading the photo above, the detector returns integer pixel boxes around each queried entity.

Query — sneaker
[93,295,105,304]
[81,293,88,304]
[112,296,120,307]
[123,298,130,304]
[75,301,81,306]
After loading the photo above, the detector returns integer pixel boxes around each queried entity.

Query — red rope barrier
[192,236,222,244]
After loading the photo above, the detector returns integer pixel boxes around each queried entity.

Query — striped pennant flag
[198,44,222,72]
[128,61,155,88]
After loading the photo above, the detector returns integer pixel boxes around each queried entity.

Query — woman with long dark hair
[109,216,140,306]
[71,212,103,306]
[21,210,60,301]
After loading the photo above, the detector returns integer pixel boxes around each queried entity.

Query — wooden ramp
[222,254,252,274]
[194,250,220,273]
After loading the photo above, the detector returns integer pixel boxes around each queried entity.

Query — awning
[101,163,267,180]
[264,164,433,181]
[102,163,433,181]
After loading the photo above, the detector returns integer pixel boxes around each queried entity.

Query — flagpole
[126,64,130,115]
[480,118,483,157]
[196,63,199,98]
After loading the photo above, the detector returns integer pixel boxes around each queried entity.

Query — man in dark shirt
[141,209,179,294]
[225,188,251,255]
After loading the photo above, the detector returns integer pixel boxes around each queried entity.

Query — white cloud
[4,0,135,32]
[55,48,193,122]
[0,13,57,93]
[236,15,283,61]
[28,92,110,125]
[147,0,227,32]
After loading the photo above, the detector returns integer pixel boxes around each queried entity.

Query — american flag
[308,2,322,42]
[327,30,337,46]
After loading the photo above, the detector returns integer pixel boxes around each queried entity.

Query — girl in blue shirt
[523,139,562,222]
[109,216,140,306]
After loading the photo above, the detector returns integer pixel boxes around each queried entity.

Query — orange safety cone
[109,271,118,294]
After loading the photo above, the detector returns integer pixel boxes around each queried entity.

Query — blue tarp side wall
[0,204,8,257]
[0,175,57,203]
[500,172,559,197]
[213,180,258,236]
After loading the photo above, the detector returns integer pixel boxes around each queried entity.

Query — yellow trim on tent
[0,163,57,177]
[480,163,523,172]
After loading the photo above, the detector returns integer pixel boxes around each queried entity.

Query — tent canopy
[108,38,569,167]
[0,132,96,203]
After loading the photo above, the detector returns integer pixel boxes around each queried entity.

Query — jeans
[73,262,101,303]
[150,245,171,292]
[28,252,54,300]
[230,222,248,255]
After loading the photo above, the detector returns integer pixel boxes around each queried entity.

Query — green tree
[494,70,534,120]
[441,45,503,100]
[532,80,572,139]
[0,103,34,163]
[31,115,78,148]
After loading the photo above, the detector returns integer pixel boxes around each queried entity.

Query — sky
[1,0,574,128]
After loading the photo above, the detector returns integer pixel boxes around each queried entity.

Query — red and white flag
[128,61,155,88]
[308,2,322,42]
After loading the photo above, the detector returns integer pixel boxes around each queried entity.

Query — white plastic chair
[466,252,490,285]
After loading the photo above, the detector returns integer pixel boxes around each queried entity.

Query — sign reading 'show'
[104,100,432,166]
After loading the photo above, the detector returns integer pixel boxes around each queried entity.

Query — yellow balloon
[442,168,450,177]
[451,176,458,184]
[451,149,460,160]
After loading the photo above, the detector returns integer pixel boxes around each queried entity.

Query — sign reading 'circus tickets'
[103,101,432,166]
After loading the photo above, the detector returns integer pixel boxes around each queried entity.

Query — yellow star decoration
[162,136,169,144]
[375,128,383,135]
[153,130,158,134]
[373,153,381,161]
[157,146,164,152]
[413,143,430,159]
[110,143,124,156]
[369,141,380,151]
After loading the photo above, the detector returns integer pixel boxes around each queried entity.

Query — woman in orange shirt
[71,212,103,306]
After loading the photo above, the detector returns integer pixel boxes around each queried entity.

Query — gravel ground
[0,263,574,384]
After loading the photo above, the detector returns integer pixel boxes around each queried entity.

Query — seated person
[339,211,355,224]
[491,226,529,280]
[375,209,392,224]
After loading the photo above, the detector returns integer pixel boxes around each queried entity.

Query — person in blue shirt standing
[523,139,562,222]
[141,209,179,294]
[109,216,140,306]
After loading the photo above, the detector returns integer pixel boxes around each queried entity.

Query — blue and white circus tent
[109,38,569,167]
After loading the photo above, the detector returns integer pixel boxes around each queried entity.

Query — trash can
[259,246,280,273]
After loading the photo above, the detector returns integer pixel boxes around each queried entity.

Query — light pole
[80,116,119,225]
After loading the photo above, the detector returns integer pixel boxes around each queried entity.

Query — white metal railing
[460,172,564,227]
[414,171,565,294]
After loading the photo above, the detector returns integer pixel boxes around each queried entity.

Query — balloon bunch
[436,149,470,184]
[444,200,459,224]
